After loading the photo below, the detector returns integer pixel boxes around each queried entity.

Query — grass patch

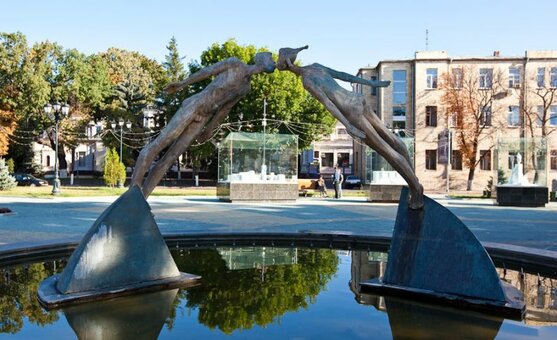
[0,186,216,198]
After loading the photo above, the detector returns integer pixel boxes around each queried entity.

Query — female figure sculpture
[277,46,423,208]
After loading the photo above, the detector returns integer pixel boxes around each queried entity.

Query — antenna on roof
[426,29,429,51]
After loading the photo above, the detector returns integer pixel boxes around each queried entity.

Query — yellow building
[354,51,557,193]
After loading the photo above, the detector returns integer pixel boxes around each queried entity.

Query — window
[537,106,544,126]
[479,68,493,89]
[426,68,438,89]
[537,67,545,88]
[313,151,319,159]
[508,67,521,88]
[508,151,518,169]
[551,106,557,126]
[337,153,350,167]
[46,155,51,167]
[450,112,463,128]
[508,106,520,127]
[452,68,463,88]
[480,150,491,170]
[370,76,377,95]
[480,106,492,126]
[425,150,437,170]
[78,152,86,167]
[392,121,406,130]
[321,153,334,167]
[451,150,463,170]
[551,67,557,88]
[337,128,347,136]
[535,150,546,171]
[551,150,557,170]
[393,70,407,105]
[393,106,406,121]
[425,106,437,127]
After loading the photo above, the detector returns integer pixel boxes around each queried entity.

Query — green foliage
[0,261,61,333]
[497,168,507,185]
[0,157,16,190]
[6,158,14,173]
[103,148,126,187]
[172,247,338,334]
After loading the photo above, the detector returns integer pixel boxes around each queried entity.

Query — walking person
[317,174,328,198]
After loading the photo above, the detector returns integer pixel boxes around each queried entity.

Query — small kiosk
[216,132,298,202]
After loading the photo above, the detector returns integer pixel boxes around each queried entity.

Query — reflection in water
[384,298,502,339]
[1,247,557,338]
[497,267,557,326]
[171,247,338,334]
[64,289,178,340]
[350,250,557,336]
[0,261,62,334]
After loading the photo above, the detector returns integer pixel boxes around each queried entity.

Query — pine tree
[0,158,16,190]
[163,36,186,83]
[103,148,125,187]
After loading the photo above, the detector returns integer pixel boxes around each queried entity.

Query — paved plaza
[1,194,556,252]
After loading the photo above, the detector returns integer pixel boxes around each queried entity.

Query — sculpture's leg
[141,102,238,197]
[360,119,423,209]
[363,109,413,168]
[142,131,195,198]
[131,99,200,187]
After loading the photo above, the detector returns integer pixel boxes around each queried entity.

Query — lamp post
[111,118,132,187]
[44,102,70,195]
[262,99,267,180]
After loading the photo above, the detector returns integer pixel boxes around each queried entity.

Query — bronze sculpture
[277,46,423,209]
[130,52,276,197]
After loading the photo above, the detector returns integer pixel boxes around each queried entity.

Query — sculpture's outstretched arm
[320,65,390,88]
[164,58,242,94]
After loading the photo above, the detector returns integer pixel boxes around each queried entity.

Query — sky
[2,0,557,76]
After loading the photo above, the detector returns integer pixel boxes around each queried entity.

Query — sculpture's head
[277,46,309,70]
[254,52,276,73]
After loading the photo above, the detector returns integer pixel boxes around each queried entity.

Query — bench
[298,179,318,197]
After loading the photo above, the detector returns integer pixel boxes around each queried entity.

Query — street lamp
[111,118,132,187]
[44,102,70,195]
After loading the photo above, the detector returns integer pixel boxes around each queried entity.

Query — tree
[103,148,125,187]
[0,158,16,190]
[0,32,28,161]
[98,48,167,166]
[172,248,338,334]
[440,66,507,190]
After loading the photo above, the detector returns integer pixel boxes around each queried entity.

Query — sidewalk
[1,195,556,251]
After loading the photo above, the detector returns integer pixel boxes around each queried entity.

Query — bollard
[70,173,74,186]
[195,175,199,187]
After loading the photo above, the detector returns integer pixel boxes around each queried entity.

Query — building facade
[354,50,557,193]
[299,121,353,178]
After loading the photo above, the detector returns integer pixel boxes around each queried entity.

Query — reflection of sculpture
[131,52,276,197]
[64,289,178,340]
[277,46,423,209]
[173,248,338,334]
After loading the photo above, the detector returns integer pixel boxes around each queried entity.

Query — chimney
[493,51,500,57]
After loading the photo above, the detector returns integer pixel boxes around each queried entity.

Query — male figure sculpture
[131,52,276,196]
[277,46,423,209]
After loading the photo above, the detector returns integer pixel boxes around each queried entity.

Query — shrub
[103,148,126,187]
[0,158,17,190]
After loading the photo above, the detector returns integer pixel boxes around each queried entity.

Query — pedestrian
[317,174,328,198]
[333,167,342,199]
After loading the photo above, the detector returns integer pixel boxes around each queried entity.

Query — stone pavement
[0,194,556,251]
